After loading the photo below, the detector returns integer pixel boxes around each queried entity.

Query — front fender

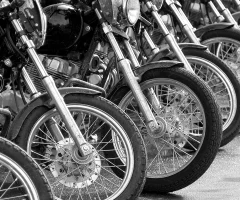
[232,11,240,24]
[178,43,207,50]
[8,87,101,141]
[135,61,184,77]
[149,43,207,62]
[107,61,183,101]
[194,23,234,38]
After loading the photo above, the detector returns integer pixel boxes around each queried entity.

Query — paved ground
[139,135,240,200]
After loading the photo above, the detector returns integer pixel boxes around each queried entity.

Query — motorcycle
[178,1,240,80]
[0,0,147,199]
[0,136,53,199]
[37,0,223,193]
[144,0,240,147]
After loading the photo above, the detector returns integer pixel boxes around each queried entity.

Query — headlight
[18,0,47,49]
[124,0,140,26]
[98,0,140,28]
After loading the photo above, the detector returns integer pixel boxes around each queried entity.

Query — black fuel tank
[41,3,83,51]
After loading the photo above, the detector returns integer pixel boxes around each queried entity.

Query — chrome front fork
[233,0,240,11]
[123,34,162,114]
[11,17,91,156]
[165,0,201,44]
[142,29,160,55]
[145,1,194,72]
[211,0,238,26]
[207,1,225,22]
[95,9,162,134]
[21,64,65,142]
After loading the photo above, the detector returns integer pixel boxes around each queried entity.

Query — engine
[24,3,117,94]
[25,48,118,94]
[25,55,81,93]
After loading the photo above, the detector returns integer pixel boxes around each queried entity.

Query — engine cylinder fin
[25,62,76,93]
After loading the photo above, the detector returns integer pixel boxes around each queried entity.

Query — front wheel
[110,67,222,193]
[182,47,240,147]
[0,137,53,200]
[15,94,146,200]
[201,28,240,79]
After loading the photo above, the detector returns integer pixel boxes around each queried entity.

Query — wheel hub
[163,103,193,148]
[48,138,101,188]
[148,116,167,138]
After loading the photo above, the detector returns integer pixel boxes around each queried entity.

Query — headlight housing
[123,0,140,26]
[18,0,47,49]
[98,0,140,28]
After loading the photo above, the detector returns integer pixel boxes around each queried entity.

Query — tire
[110,67,222,193]
[15,94,146,200]
[0,137,53,200]
[182,47,240,147]
[201,28,240,80]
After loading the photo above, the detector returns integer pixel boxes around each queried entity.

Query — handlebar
[0,0,25,16]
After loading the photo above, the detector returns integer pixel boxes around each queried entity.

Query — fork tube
[123,39,161,112]
[95,9,160,132]
[142,29,160,55]
[213,0,238,25]
[109,35,160,131]
[146,1,194,72]
[21,68,65,142]
[10,17,91,156]
[166,0,201,44]
[177,8,195,31]
[123,39,141,68]
[45,119,65,141]
[208,1,225,22]
[233,0,240,11]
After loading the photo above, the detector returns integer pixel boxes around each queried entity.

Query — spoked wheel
[182,48,240,147]
[15,95,146,200]
[110,67,222,193]
[201,29,240,80]
[0,137,53,200]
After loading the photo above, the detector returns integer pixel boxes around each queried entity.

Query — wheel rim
[202,37,240,80]
[119,78,206,178]
[0,153,39,200]
[186,55,237,131]
[26,105,134,200]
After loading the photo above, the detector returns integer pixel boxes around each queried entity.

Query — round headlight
[18,0,47,48]
[124,0,140,26]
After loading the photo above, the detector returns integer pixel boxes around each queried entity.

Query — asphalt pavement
[139,135,240,200]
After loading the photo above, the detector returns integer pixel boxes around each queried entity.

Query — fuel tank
[40,3,83,51]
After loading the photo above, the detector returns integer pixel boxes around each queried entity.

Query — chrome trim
[146,1,193,72]
[34,0,47,47]
[208,1,225,22]
[213,0,238,25]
